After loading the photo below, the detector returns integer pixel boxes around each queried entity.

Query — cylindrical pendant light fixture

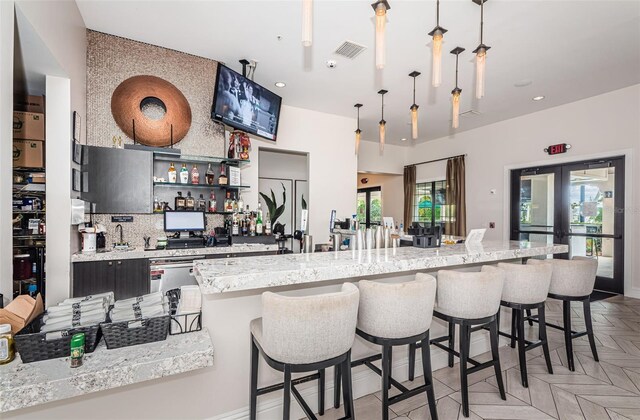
[450,47,465,129]
[428,0,447,88]
[371,0,390,70]
[378,89,387,153]
[302,0,313,47]
[472,0,491,99]
[354,103,363,155]
[409,71,421,140]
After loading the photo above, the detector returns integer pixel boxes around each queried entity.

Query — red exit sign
[544,143,571,155]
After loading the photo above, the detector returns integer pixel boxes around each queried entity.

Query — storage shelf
[154,153,250,166]
[13,167,45,172]
[153,182,249,189]
[13,210,45,214]
[13,235,46,240]
[153,211,233,215]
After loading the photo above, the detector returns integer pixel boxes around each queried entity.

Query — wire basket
[165,289,202,335]
[100,315,169,350]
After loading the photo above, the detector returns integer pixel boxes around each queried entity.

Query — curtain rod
[404,154,467,168]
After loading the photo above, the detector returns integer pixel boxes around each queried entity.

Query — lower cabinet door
[72,261,116,298]
[114,259,150,300]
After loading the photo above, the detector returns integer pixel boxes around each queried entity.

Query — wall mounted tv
[211,64,282,141]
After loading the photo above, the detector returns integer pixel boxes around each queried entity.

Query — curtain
[403,165,416,229]
[445,156,467,236]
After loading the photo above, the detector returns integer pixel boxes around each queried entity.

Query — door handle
[107,261,113,266]
[117,261,122,265]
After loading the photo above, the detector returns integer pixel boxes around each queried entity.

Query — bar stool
[250,283,359,420]
[408,267,506,418]
[527,256,599,372]
[334,274,439,420]
[495,262,554,387]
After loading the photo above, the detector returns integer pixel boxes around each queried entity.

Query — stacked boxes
[13,95,45,168]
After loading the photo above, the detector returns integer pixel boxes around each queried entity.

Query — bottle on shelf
[265,212,272,236]
[175,192,186,211]
[225,192,234,212]
[205,163,215,185]
[208,192,217,213]
[256,205,263,235]
[249,212,256,236]
[236,193,244,213]
[197,194,207,212]
[153,197,162,213]
[191,164,200,185]
[185,191,195,210]
[232,214,239,236]
[180,163,189,184]
[168,163,177,183]
[241,208,249,236]
[218,163,228,185]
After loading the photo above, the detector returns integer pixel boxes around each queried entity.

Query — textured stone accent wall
[85,30,226,247]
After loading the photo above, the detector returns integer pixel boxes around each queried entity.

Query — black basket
[100,315,170,350]
[14,313,103,363]
[165,288,202,335]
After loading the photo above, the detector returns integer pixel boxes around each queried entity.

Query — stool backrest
[437,267,505,319]
[357,273,437,339]
[497,262,553,304]
[261,283,359,365]
[527,256,598,297]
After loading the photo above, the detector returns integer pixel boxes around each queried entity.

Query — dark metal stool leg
[516,309,529,387]
[342,354,355,420]
[333,364,341,409]
[388,345,393,390]
[538,304,554,374]
[408,342,417,381]
[250,339,259,420]
[526,308,534,326]
[510,309,517,348]
[421,334,439,420]
[562,300,575,372]
[459,323,470,418]
[489,319,507,400]
[448,322,456,368]
[583,298,599,362]
[283,365,292,420]
[318,369,325,415]
[381,344,391,420]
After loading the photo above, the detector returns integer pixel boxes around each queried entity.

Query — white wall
[0,0,15,305]
[14,0,86,305]
[402,85,640,297]
[357,139,406,175]
[242,104,357,244]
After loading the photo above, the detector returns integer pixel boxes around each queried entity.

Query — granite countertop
[71,243,279,262]
[0,329,214,413]
[193,240,569,294]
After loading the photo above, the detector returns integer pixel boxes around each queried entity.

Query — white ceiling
[76,0,640,146]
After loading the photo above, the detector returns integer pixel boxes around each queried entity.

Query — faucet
[114,224,127,248]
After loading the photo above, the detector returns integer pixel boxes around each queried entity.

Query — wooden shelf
[153,182,249,189]
[154,153,250,166]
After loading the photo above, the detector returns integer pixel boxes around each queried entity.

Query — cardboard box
[0,294,44,334]
[13,139,44,168]
[13,111,45,141]
[14,94,45,114]
[29,173,46,184]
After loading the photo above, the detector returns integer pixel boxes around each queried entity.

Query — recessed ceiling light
[401,138,407,142]
[274,82,286,88]
[532,96,545,101]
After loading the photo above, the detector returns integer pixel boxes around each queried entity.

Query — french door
[357,187,382,228]
[510,157,625,294]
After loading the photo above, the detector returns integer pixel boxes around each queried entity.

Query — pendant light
[409,71,420,140]
[428,0,447,88]
[302,0,313,47]
[378,89,387,152]
[450,47,465,129]
[354,103,363,155]
[371,0,390,70]
[472,0,491,99]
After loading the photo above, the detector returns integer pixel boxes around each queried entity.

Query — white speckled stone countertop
[71,243,279,262]
[193,241,569,294]
[0,329,214,413]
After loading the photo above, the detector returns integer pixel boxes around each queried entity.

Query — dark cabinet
[73,258,149,300]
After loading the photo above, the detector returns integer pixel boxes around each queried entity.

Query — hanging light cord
[455,53,460,88]
[480,0,484,45]
[381,93,384,121]
[357,107,360,130]
[436,0,440,26]
[412,76,416,104]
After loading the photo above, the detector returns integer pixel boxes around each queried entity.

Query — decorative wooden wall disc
[111,75,192,147]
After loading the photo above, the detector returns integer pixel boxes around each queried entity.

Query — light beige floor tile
[551,386,584,420]
[576,396,610,420]
[468,404,555,419]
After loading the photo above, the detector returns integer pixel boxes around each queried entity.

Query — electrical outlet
[489,222,496,229]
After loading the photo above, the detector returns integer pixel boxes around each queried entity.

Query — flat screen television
[211,64,282,141]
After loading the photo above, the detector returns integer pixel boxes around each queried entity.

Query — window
[413,181,446,230]
[357,187,382,228]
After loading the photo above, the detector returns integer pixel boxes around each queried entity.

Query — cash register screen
[164,211,206,232]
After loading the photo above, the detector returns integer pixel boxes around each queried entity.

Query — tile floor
[314,295,640,420]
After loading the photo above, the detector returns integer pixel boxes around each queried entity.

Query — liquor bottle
[225,192,233,212]
[185,192,195,210]
[191,164,200,184]
[218,164,228,185]
[205,164,215,185]
[249,213,256,236]
[175,192,186,211]
[168,163,177,183]
[241,215,248,236]
[236,193,244,213]
[179,163,189,184]
[265,212,272,236]
[256,207,263,235]
[232,214,239,236]
[153,197,161,213]
[197,194,207,212]
[208,192,217,212]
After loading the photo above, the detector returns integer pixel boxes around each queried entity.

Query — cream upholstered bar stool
[408,267,507,418]
[333,274,439,420]
[526,256,599,372]
[249,283,359,420]
[494,262,554,387]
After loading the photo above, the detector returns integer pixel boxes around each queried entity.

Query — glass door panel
[357,187,382,228]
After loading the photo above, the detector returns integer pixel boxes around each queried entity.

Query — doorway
[357,187,382,228]
[510,157,625,294]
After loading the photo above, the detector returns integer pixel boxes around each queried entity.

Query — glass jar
[0,324,15,365]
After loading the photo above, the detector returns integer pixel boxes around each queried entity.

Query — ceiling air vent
[334,40,367,59]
